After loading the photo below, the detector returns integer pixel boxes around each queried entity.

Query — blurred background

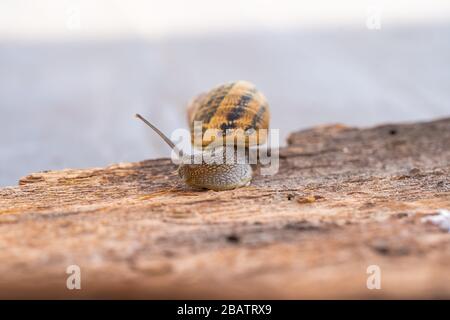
[1,0,449,187]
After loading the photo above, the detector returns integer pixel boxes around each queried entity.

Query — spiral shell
[187,80,270,148]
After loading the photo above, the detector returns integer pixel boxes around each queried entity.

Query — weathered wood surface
[0,118,449,299]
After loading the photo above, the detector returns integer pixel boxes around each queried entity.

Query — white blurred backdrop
[1,0,450,186]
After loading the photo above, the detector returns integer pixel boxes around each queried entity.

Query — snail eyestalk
[135,113,183,157]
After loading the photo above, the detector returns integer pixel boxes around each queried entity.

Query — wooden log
[0,118,449,299]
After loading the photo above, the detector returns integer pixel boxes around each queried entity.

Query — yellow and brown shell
[187,80,270,148]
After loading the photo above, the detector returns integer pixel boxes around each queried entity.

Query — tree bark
[0,118,449,298]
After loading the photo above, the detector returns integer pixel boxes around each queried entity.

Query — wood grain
[0,118,449,299]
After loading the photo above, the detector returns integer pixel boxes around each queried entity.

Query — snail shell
[135,80,270,191]
[187,80,270,148]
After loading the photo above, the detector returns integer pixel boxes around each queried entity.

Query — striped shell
[187,80,270,148]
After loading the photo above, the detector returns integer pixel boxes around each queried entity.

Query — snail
[136,80,270,191]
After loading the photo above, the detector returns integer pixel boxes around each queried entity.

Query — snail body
[136,80,269,191]
[178,146,252,191]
